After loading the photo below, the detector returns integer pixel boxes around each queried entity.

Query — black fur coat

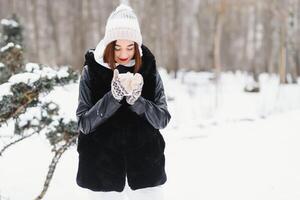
[75,45,171,192]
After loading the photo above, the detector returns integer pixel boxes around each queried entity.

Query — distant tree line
[0,0,299,82]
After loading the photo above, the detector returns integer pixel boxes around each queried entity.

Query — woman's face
[114,39,135,65]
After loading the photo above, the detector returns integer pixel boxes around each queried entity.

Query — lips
[119,58,128,62]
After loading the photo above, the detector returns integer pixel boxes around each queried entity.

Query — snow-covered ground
[0,70,300,200]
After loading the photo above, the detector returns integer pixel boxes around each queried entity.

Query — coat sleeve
[128,68,171,129]
[76,65,122,135]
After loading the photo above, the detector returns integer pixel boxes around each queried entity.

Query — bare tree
[0,0,299,78]
[46,0,61,65]
[30,0,40,62]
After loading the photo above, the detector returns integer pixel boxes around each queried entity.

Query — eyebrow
[115,44,134,47]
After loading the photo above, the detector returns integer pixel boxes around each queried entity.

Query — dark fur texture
[76,45,167,192]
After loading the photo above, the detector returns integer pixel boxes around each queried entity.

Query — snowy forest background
[0,0,300,200]
[0,0,300,79]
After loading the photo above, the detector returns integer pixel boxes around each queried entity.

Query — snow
[4,63,73,88]
[0,119,15,137]
[56,66,70,78]
[25,63,68,79]
[25,63,40,72]
[0,82,12,101]
[33,66,58,79]
[8,72,40,86]
[18,107,42,127]
[40,83,78,122]
[25,63,70,79]
[48,102,57,110]
[0,42,20,52]
[164,110,300,200]
[0,62,4,68]
[1,70,300,200]
[0,19,19,28]
[165,70,300,130]
[0,42,14,52]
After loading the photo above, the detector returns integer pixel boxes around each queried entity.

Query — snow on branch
[0,19,19,28]
[0,63,78,127]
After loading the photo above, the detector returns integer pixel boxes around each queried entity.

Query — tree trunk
[295,49,300,77]
[212,1,226,108]
[250,4,259,82]
[71,0,87,69]
[31,0,40,62]
[46,0,61,65]
[213,9,223,78]
[279,24,287,84]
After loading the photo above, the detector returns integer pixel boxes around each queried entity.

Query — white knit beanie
[94,4,143,65]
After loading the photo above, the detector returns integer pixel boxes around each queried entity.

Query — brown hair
[103,41,142,73]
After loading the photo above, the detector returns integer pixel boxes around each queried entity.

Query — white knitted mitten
[111,69,130,101]
[126,73,144,105]
[118,71,134,95]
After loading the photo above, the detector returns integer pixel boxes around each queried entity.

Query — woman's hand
[111,69,130,101]
[126,73,143,105]
[112,69,143,104]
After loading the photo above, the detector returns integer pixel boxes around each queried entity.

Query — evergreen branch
[9,90,39,118]
[0,124,45,156]
[0,89,39,125]
[0,67,78,126]
[0,131,36,156]
[34,135,77,200]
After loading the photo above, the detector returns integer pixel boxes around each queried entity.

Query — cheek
[129,51,135,59]
[114,51,120,58]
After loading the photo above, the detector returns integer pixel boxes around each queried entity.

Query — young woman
[75,4,171,200]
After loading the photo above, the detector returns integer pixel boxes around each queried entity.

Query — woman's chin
[117,61,129,65]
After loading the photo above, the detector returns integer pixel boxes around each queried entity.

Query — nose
[119,50,128,58]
